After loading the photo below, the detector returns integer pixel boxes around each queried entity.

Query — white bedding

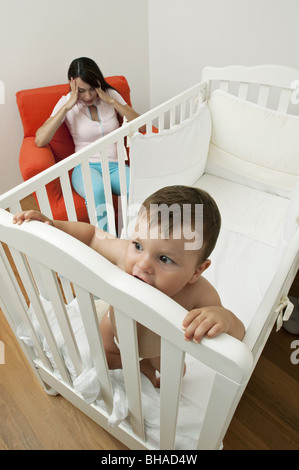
[17,296,214,450]
[194,173,289,328]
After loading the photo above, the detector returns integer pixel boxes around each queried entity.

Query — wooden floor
[0,196,298,450]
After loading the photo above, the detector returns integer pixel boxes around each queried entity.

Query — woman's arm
[35,79,79,148]
[35,108,68,148]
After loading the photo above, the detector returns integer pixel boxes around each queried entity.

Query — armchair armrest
[19,136,62,201]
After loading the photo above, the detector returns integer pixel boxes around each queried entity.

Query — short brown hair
[141,185,221,262]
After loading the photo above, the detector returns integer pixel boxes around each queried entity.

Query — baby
[13,185,245,386]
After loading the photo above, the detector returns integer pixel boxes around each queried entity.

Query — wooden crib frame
[0,65,298,450]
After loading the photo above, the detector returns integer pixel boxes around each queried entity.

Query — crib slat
[159,339,185,449]
[117,141,128,235]
[0,244,50,369]
[277,88,291,113]
[51,172,77,300]
[145,121,152,135]
[75,286,113,414]
[219,80,229,93]
[35,186,53,219]
[196,373,241,450]
[238,82,249,100]
[58,275,75,304]
[38,265,83,376]
[60,173,78,221]
[113,308,145,440]
[8,201,22,214]
[158,114,165,132]
[100,148,116,236]
[179,102,185,124]
[170,107,176,128]
[257,84,270,107]
[10,248,72,384]
[81,160,97,226]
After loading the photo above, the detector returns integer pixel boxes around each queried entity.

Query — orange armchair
[16,76,132,222]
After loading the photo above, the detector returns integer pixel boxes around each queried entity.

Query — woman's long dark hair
[68,57,115,91]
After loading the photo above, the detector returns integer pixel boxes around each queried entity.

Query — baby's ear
[188,259,211,284]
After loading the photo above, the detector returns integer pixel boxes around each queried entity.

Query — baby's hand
[182,306,231,343]
[12,210,53,226]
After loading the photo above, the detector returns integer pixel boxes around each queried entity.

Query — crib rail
[0,208,253,450]
[202,65,299,114]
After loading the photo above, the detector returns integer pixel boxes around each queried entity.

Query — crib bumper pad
[207,90,299,199]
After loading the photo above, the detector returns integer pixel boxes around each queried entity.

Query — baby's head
[134,185,221,264]
[125,186,221,296]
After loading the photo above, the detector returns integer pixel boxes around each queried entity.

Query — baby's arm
[13,210,97,244]
[12,210,124,265]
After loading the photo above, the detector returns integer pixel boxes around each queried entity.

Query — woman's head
[67,57,113,91]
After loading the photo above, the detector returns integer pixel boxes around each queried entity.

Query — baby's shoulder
[175,275,221,310]
[192,275,221,308]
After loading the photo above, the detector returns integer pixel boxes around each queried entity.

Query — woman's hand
[96,82,140,123]
[95,84,115,105]
[65,77,79,110]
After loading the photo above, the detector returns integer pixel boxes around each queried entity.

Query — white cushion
[206,90,299,198]
[129,102,211,206]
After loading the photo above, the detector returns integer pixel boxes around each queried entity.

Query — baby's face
[123,217,201,298]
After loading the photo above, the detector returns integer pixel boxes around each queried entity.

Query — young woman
[36,57,140,230]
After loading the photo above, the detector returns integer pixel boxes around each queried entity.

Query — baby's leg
[140,357,161,388]
[140,358,187,389]
[99,312,122,369]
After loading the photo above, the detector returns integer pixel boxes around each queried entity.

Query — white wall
[148,0,299,107]
[0,0,150,194]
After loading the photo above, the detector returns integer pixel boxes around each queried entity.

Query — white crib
[0,65,298,450]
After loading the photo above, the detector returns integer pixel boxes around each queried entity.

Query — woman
[35,57,139,230]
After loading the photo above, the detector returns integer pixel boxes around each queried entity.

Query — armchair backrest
[16,76,132,162]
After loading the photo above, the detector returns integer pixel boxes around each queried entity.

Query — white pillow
[207,90,299,198]
[129,102,211,207]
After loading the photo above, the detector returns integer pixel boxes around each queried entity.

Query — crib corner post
[196,372,246,450]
